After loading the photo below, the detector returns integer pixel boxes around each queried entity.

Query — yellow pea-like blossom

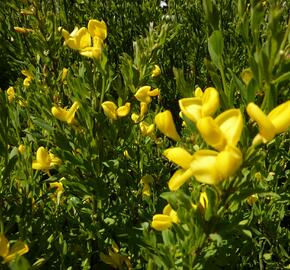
[166,145,242,190]
[87,19,107,40]
[139,122,155,137]
[191,145,243,185]
[6,87,15,103]
[50,180,64,205]
[61,27,91,50]
[21,70,33,87]
[151,65,161,77]
[140,174,154,196]
[151,204,179,231]
[32,147,61,173]
[179,87,219,123]
[196,109,243,151]
[134,86,160,104]
[18,144,25,154]
[246,101,290,145]
[60,19,107,58]
[80,36,104,59]
[101,101,131,120]
[51,101,80,124]
[0,234,29,263]
[154,110,180,141]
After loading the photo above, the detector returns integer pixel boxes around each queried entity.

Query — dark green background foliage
[0,0,289,269]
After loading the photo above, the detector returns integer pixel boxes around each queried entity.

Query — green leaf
[208,30,224,69]
[30,116,54,132]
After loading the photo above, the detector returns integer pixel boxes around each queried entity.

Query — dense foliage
[0,0,289,269]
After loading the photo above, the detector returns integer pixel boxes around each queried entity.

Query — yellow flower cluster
[132,86,160,137]
[156,87,243,190]
[60,19,107,59]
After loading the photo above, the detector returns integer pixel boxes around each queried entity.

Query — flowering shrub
[0,0,289,269]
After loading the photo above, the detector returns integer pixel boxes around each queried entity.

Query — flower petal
[179,97,202,123]
[116,102,131,117]
[155,110,180,141]
[88,19,107,40]
[215,109,243,146]
[190,150,220,185]
[168,168,194,191]
[0,234,9,258]
[246,103,275,142]
[163,147,193,169]
[196,117,226,151]
[152,214,173,231]
[216,145,243,179]
[201,87,219,117]
[4,241,29,263]
[268,100,290,134]
[101,101,118,120]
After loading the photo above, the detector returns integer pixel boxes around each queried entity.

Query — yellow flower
[196,109,243,151]
[61,27,91,50]
[163,147,193,169]
[166,145,242,190]
[100,243,132,269]
[80,36,103,59]
[131,113,140,123]
[18,144,25,154]
[168,168,195,191]
[191,145,243,185]
[140,102,148,117]
[140,174,154,196]
[50,181,64,205]
[179,87,219,123]
[7,87,15,103]
[151,65,161,77]
[14,26,33,33]
[101,101,130,120]
[0,234,29,263]
[154,110,180,141]
[194,87,203,98]
[87,19,107,40]
[151,204,179,231]
[134,86,160,104]
[21,70,33,87]
[246,101,290,145]
[139,122,155,137]
[51,101,80,124]
[123,150,131,159]
[32,147,61,173]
